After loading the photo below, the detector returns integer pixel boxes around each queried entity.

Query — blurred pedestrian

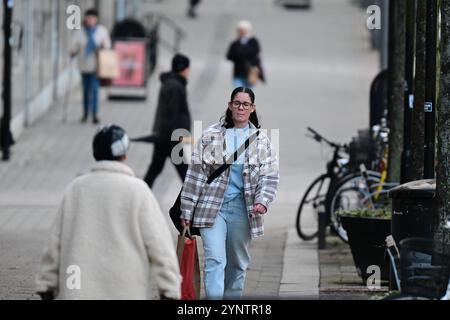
[187,0,201,18]
[36,125,181,300]
[226,21,266,89]
[180,87,279,299]
[70,9,111,124]
[143,54,192,188]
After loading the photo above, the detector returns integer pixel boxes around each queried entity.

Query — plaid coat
[180,121,279,238]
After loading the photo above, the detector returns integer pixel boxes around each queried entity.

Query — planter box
[341,216,391,282]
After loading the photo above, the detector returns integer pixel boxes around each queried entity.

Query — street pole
[424,0,438,179]
[387,0,397,292]
[380,0,389,70]
[401,0,416,184]
[24,0,33,127]
[1,0,13,161]
[52,0,60,102]
[387,0,406,184]
[410,0,427,181]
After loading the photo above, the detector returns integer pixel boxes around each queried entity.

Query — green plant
[338,207,391,219]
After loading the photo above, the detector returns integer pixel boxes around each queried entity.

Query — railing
[143,12,187,54]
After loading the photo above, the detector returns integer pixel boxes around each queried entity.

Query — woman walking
[180,87,279,299]
[70,9,111,124]
[226,21,266,89]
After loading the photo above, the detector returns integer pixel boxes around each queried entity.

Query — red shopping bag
[176,227,201,300]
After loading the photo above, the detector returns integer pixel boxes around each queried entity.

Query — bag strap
[181,226,192,238]
[206,130,259,184]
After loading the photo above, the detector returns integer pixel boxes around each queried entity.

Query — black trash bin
[388,179,437,290]
[389,179,437,242]
[112,18,147,38]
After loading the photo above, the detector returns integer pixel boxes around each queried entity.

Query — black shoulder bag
[169,130,260,235]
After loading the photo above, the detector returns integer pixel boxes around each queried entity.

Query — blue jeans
[81,73,99,117]
[233,77,253,90]
[200,193,251,300]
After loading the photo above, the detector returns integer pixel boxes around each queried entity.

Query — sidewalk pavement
[318,235,389,300]
[243,229,319,300]
[0,54,321,302]
[0,0,378,300]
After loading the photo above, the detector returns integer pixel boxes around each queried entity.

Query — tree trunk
[411,0,426,180]
[387,0,406,183]
[436,1,450,245]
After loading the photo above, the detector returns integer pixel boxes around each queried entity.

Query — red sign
[112,40,147,87]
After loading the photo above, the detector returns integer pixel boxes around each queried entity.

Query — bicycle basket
[348,129,375,171]
[399,237,450,299]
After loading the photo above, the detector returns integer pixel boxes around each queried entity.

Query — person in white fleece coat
[35,125,181,300]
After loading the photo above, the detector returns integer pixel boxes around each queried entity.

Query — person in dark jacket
[187,0,201,18]
[144,54,191,188]
[226,20,265,89]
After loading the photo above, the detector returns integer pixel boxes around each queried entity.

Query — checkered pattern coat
[180,121,279,238]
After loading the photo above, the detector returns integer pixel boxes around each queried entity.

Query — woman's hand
[253,203,267,215]
[181,218,191,228]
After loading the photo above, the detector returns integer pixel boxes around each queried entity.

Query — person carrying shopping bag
[70,9,111,124]
[180,87,279,300]
[226,21,266,89]
[177,226,201,300]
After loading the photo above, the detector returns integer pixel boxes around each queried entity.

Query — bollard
[318,210,327,249]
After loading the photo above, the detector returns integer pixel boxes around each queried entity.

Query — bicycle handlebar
[306,127,341,149]
[307,126,320,137]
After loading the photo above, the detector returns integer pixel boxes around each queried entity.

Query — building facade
[0,0,143,139]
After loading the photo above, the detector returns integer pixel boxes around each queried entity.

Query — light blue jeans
[81,73,99,117]
[200,193,251,300]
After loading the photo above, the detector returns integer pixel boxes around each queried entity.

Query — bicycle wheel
[296,174,329,241]
[328,171,381,242]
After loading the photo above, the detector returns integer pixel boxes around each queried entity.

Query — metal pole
[387,0,395,119]
[318,210,326,250]
[424,0,438,179]
[1,0,13,161]
[401,0,416,183]
[387,0,398,292]
[380,0,389,70]
[52,0,60,102]
[24,0,33,127]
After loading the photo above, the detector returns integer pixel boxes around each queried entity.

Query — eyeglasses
[231,100,253,110]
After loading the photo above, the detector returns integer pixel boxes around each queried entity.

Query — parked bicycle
[371,110,393,201]
[296,127,381,241]
[328,115,399,241]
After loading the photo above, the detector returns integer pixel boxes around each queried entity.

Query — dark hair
[85,9,99,17]
[92,125,129,161]
[223,87,260,129]
[171,53,190,73]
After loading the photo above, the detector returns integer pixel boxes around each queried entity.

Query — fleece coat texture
[35,161,181,299]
